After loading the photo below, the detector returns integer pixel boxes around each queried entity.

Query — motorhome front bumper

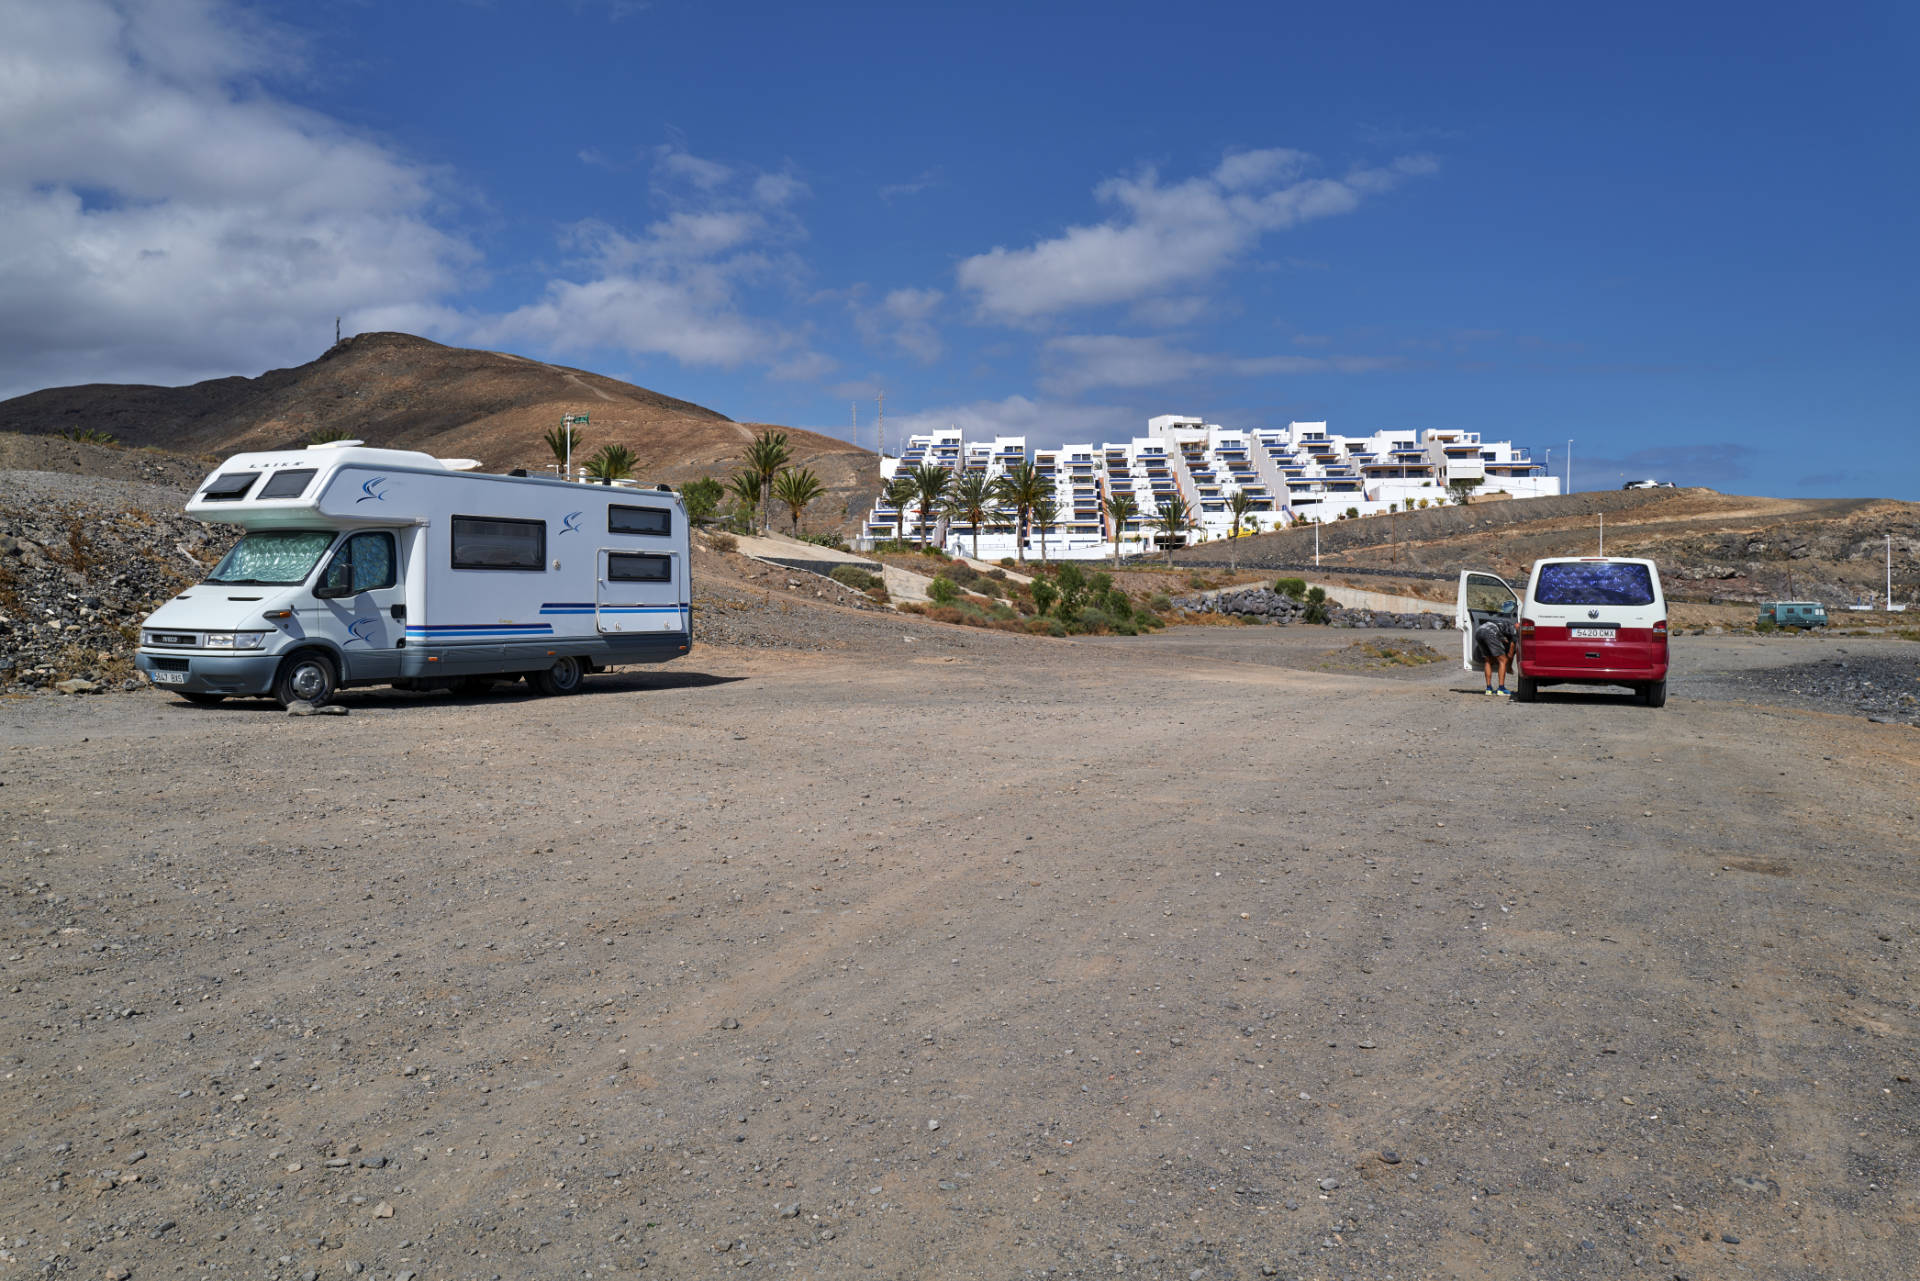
[135,650,280,696]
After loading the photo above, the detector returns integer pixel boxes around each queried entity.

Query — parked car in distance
[1758,600,1828,628]
[1456,556,1669,706]
[1622,478,1675,489]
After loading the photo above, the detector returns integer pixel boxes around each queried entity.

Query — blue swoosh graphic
[357,477,388,503]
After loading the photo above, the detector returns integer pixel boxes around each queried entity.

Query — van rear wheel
[1642,679,1667,708]
[1513,677,1537,703]
[274,651,338,709]
[531,655,585,696]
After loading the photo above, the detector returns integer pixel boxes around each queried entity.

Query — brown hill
[0,332,881,531]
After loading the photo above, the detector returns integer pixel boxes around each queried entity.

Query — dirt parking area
[3,629,1918,1280]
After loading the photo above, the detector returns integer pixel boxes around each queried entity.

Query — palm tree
[885,474,919,545]
[1102,492,1139,566]
[993,461,1050,564]
[1153,493,1195,566]
[1225,490,1259,571]
[1032,493,1059,563]
[770,466,826,535]
[741,430,791,533]
[942,472,997,561]
[582,442,637,483]
[908,463,950,548]
[544,424,585,471]
[727,472,762,531]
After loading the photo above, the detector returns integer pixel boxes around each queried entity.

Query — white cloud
[851,287,945,363]
[478,146,827,372]
[1040,334,1403,394]
[886,395,1133,449]
[956,149,1437,323]
[0,0,474,396]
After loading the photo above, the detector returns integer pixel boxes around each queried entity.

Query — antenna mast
[877,391,885,458]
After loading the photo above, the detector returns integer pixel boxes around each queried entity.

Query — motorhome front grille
[145,632,198,647]
[149,657,190,672]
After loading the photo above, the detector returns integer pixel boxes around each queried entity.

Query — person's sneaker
[1496,686,1511,697]
[1483,687,1495,696]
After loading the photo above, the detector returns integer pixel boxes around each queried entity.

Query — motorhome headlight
[202,631,268,650]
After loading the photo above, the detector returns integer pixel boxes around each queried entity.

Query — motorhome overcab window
[608,552,673,582]
[206,529,336,585]
[609,504,672,536]
[451,516,545,570]
[200,472,259,501]
[256,468,317,499]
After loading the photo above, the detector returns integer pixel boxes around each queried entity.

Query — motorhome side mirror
[315,561,354,599]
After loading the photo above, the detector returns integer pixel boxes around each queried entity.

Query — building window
[608,504,672,536]
[607,552,673,583]
[452,516,545,570]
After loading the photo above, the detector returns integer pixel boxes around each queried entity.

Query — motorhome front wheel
[275,652,338,708]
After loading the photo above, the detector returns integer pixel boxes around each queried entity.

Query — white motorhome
[133,443,691,706]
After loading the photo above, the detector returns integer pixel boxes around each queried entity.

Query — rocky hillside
[0,332,881,532]
[1170,487,1920,606]
[0,471,237,691]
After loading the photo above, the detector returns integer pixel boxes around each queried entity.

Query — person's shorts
[1473,620,1514,663]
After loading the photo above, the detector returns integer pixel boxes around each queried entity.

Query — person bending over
[1474,614,1517,696]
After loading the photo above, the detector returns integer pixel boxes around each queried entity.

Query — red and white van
[1456,557,1669,706]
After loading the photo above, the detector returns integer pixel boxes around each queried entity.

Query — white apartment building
[862,416,1558,560]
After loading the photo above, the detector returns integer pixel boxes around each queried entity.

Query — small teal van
[1758,601,1828,629]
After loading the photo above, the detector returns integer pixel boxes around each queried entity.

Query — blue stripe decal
[404,623,554,636]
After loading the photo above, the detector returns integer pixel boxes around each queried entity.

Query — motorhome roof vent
[508,468,529,477]
[304,439,364,450]
[437,458,482,471]
[657,483,673,493]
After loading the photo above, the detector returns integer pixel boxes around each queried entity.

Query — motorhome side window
[451,516,546,570]
[608,504,671,536]
[607,552,673,582]
[320,531,397,594]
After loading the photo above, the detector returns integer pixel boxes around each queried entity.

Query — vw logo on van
[1588,608,1600,619]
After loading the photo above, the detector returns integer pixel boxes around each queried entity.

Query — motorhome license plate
[1570,626,1614,639]
[151,670,187,684]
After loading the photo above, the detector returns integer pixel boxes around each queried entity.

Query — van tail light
[1653,620,1668,636]
[1519,618,1535,637]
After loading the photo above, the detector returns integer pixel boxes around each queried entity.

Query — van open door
[1456,570,1519,670]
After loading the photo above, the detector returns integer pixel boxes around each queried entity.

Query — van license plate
[151,670,187,685]
[1571,627,1614,639]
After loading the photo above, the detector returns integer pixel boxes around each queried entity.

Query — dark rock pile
[0,474,235,691]
[1172,587,1452,629]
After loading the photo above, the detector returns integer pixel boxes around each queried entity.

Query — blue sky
[3,0,1914,496]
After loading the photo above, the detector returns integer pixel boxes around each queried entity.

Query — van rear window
[1534,562,1656,607]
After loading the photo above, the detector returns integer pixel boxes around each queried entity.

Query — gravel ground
[2,628,1917,1280]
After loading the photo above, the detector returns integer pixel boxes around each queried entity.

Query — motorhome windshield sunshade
[256,468,317,500]
[201,472,259,501]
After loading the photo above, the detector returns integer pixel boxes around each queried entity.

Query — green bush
[680,476,724,524]
[829,565,882,592]
[800,532,849,550]
[999,557,1017,568]
[1303,600,1331,624]
[1754,617,1777,633]
[707,533,738,553]
[926,575,959,605]
[1031,580,1059,616]
[1345,507,1360,520]
[1274,577,1307,599]
[1149,592,1173,612]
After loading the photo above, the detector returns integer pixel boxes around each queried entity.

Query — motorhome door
[596,549,683,633]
